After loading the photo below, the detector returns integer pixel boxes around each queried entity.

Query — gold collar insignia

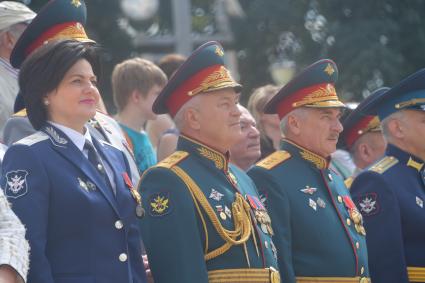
[407,157,424,172]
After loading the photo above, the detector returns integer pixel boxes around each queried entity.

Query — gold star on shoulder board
[71,0,82,8]
[324,63,335,76]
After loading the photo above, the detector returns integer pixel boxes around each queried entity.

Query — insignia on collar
[149,192,171,217]
[407,157,424,171]
[256,151,291,170]
[357,193,379,216]
[44,126,68,146]
[5,170,28,198]
[198,147,224,170]
[209,189,224,201]
[300,150,327,169]
[300,185,317,195]
[416,196,424,208]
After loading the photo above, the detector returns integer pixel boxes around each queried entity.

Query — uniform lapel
[42,124,120,216]
[92,138,131,211]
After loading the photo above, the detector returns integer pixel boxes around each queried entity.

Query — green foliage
[232,0,425,102]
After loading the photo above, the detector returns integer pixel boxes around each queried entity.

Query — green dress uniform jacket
[139,135,280,283]
[248,139,370,283]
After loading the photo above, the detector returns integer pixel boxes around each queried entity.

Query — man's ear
[388,118,404,139]
[287,114,301,136]
[185,107,201,130]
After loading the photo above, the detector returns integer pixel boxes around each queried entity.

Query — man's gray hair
[381,110,406,141]
[173,95,201,130]
[280,107,309,136]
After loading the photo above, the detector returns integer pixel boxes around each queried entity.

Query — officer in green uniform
[138,41,280,283]
[248,59,370,283]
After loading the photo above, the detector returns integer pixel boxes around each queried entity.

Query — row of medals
[215,199,274,236]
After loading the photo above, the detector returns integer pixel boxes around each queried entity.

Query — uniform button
[360,266,365,275]
[346,218,351,225]
[119,253,127,262]
[337,196,343,203]
[115,220,123,229]
[356,242,360,249]
[328,173,333,181]
[97,164,103,171]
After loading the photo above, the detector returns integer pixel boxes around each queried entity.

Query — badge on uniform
[246,195,274,235]
[216,205,227,220]
[357,193,379,216]
[77,177,96,192]
[122,172,144,218]
[416,196,423,208]
[149,192,171,217]
[209,188,224,201]
[5,170,28,199]
[300,185,317,195]
[343,195,366,236]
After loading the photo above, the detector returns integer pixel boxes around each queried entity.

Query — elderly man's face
[196,88,241,152]
[294,108,343,157]
[396,109,425,157]
[230,106,261,169]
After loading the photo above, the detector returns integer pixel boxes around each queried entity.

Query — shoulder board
[344,176,354,189]
[156,151,189,169]
[256,150,291,170]
[15,131,48,146]
[368,156,399,174]
[12,108,27,117]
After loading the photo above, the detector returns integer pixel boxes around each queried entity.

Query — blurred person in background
[0,1,35,134]
[112,57,167,174]
[340,88,388,187]
[1,40,147,283]
[229,105,261,171]
[247,84,281,159]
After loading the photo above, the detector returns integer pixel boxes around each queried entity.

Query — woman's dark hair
[19,39,101,130]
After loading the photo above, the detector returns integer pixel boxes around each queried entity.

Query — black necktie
[84,140,116,195]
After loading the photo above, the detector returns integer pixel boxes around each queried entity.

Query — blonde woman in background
[247,84,281,159]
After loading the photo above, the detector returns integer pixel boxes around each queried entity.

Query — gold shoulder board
[369,156,398,174]
[344,176,354,189]
[156,151,189,169]
[256,150,291,170]
[12,108,27,117]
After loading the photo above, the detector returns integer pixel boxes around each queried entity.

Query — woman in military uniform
[1,40,147,283]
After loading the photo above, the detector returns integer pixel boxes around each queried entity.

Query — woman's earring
[43,99,49,106]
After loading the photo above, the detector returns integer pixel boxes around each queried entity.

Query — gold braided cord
[171,166,254,261]
[186,187,210,254]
